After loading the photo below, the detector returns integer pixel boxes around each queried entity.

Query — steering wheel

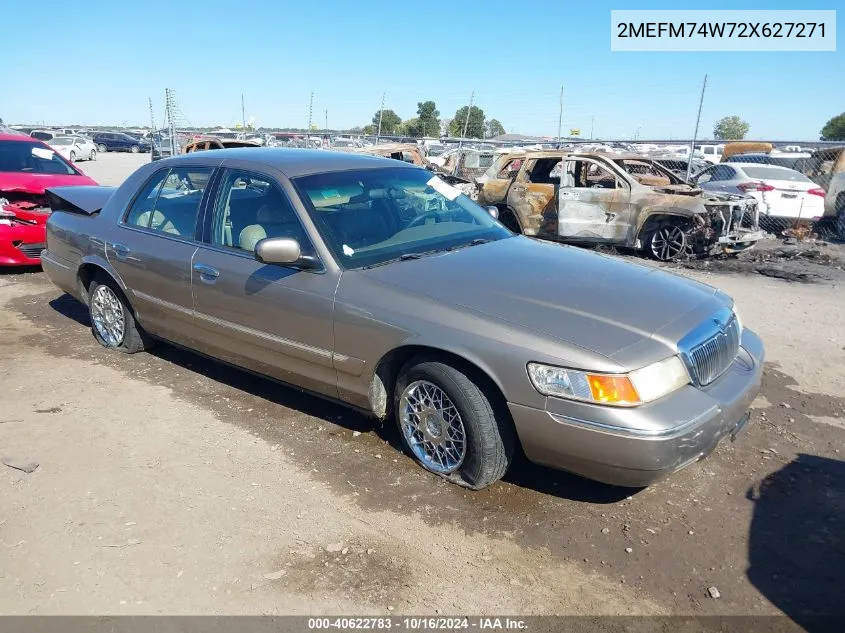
[407,211,440,229]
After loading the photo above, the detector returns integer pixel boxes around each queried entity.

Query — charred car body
[477,152,763,261]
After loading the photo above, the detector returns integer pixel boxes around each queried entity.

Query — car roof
[0,132,45,143]
[729,162,803,171]
[160,147,414,178]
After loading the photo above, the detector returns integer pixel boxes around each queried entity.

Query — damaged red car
[1,133,97,266]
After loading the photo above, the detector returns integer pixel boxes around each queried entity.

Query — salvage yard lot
[1,152,844,619]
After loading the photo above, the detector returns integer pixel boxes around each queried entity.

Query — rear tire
[130,145,140,154]
[98,144,107,153]
[69,151,76,162]
[90,149,97,161]
[87,273,153,354]
[394,357,514,489]
[498,208,522,234]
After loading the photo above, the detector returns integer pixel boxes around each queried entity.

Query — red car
[1,133,98,266]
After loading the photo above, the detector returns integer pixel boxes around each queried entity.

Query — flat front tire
[87,274,152,354]
[394,357,514,489]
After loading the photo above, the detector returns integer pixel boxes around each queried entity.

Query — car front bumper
[509,328,764,487]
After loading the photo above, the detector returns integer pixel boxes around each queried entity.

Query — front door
[190,168,338,398]
[557,158,632,242]
[107,165,215,344]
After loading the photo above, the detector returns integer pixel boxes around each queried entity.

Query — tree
[820,112,845,140]
[713,115,750,140]
[371,109,402,135]
[416,101,440,137]
[485,119,505,138]
[448,105,486,138]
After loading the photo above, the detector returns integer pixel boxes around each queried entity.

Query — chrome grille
[16,242,46,259]
[687,316,741,386]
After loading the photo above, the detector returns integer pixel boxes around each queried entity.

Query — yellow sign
[569,128,581,136]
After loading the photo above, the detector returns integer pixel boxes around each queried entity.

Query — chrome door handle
[112,242,130,259]
[193,263,219,282]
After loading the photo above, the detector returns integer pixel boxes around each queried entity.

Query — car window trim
[200,166,325,272]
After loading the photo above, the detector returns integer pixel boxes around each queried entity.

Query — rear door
[107,164,216,344]
[506,157,560,236]
[190,166,339,397]
[556,157,633,242]
[476,155,522,206]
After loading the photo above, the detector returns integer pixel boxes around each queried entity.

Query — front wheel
[645,223,690,261]
[69,151,76,162]
[130,145,140,153]
[394,357,514,489]
[88,274,153,354]
[836,194,845,240]
[89,149,97,161]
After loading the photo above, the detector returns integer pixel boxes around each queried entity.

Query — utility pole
[557,85,564,146]
[307,91,314,138]
[376,92,385,143]
[324,108,328,147]
[165,88,177,153]
[686,74,708,182]
[148,97,156,158]
[460,90,474,148]
[241,94,247,135]
[590,116,594,141]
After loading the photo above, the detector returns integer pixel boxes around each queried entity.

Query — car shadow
[746,453,845,632]
[49,292,638,504]
[0,265,42,276]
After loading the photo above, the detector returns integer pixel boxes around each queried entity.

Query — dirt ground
[1,153,844,620]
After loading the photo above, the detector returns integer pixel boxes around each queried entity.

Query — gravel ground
[1,152,843,621]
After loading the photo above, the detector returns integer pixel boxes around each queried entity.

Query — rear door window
[124,167,214,238]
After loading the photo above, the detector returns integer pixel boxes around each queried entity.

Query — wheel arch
[76,256,129,305]
[496,204,524,233]
[370,344,512,423]
[636,209,696,239]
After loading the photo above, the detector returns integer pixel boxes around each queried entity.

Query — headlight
[527,357,690,407]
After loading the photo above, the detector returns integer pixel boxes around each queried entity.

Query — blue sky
[3,1,841,139]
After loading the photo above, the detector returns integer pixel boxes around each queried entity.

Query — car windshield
[50,137,74,146]
[294,166,513,269]
[741,166,812,182]
[0,140,78,175]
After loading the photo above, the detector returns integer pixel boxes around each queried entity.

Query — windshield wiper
[447,238,489,251]
[361,252,425,269]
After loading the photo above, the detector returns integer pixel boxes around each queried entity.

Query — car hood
[357,236,727,362]
[1,171,98,194]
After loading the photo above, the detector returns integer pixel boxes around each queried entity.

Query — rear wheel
[498,208,522,234]
[394,357,514,489]
[130,145,140,153]
[89,149,97,161]
[836,194,845,240]
[87,274,153,354]
[69,151,76,162]
[97,144,107,153]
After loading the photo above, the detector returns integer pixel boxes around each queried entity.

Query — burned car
[41,148,762,489]
[477,152,763,261]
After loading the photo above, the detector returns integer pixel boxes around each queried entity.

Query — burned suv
[477,152,763,260]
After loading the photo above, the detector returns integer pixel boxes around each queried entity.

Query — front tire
[88,274,152,354]
[394,357,514,489]
[836,194,845,240]
[69,151,76,162]
[644,222,690,261]
[89,149,97,161]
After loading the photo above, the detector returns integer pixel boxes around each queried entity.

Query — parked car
[91,132,151,154]
[724,152,812,172]
[47,136,98,162]
[151,137,179,161]
[693,163,826,225]
[819,148,845,239]
[41,148,763,489]
[30,129,61,143]
[695,144,725,164]
[476,152,763,260]
[0,133,97,266]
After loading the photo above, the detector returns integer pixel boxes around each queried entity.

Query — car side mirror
[487,206,499,219]
[254,237,320,269]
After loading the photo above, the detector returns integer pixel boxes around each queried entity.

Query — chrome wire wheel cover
[399,380,467,474]
[651,225,688,261]
[91,285,125,347]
